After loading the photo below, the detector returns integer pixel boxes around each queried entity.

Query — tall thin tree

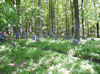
[49,0,51,37]
[38,0,42,38]
[81,0,85,38]
[65,0,68,38]
[74,0,80,41]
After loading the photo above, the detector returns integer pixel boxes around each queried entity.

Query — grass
[0,38,100,74]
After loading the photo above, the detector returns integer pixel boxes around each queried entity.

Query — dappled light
[0,0,100,73]
[0,39,100,73]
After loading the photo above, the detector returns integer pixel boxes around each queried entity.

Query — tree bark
[38,0,42,38]
[97,22,99,38]
[81,0,85,37]
[49,0,51,37]
[65,0,68,38]
[51,0,54,36]
[70,0,74,36]
[74,0,80,41]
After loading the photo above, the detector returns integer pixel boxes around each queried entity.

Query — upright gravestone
[91,38,95,41]
[55,35,58,40]
[16,32,20,39]
[25,33,28,40]
[36,37,40,42]
[2,34,6,40]
[72,39,79,45]
[0,32,6,40]
[22,32,28,40]
[12,41,16,48]
[68,35,73,40]
[82,36,86,39]
[32,35,35,40]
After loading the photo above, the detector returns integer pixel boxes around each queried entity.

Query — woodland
[0,0,100,74]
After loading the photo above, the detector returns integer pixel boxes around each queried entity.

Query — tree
[38,0,42,38]
[49,0,51,37]
[74,0,80,41]
[65,0,68,38]
[70,0,74,35]
[93,1,99,38]
[81,0,85,37]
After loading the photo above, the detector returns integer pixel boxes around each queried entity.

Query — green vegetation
[0,0,100,74]
[0,39,100,74]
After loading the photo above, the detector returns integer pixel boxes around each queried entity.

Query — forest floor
[0,38,100,74]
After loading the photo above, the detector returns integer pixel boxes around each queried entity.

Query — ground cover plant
[0,0,100,74]
[0,39,100,74]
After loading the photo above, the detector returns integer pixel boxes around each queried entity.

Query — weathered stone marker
[36,37,40,42]
[91,38,95,41]
[72,39,79,45]
[0,32,6,40]
[12,41,16,48]
[16,32,20,39]
[82,36,86,39]
[55,35,58,40]
[68,35,73,40]
[32,35,35,40]
[25,33,28,40]
[22,32,28,40]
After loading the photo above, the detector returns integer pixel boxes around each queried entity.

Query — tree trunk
[81,0,85,37]
[49,0,51,37]
[65,0,68,39]
[97,22,99,38]
[70,0,74,36]
[38,0,42,38]
[74,0,80,41]
[51,0,54,36]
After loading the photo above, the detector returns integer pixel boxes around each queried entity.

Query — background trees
[0,0,100,39]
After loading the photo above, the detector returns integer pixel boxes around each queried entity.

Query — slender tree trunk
[97,22,99,38]
[74,0,80,41]
[93,2,99,38]
[70,0,74,35]
[38,0,42,38]
[49,0,51,37]
[16,0,21,38]
[65,0,68,38]
[51,0,54,36]
[81,0,85,37]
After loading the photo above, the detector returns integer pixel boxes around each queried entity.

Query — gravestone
[32,35,35,40]
[12,41,16,48]
[25,33,28,40]
[55,35,58,40]
[0,32,6,40]
[22,32,28,40]
[36,37,40,42]
[91,38,95,41]
[82,36,86,39]
[43,33,47,38]
[16,32,20,39]
[2,34,6,40]
[68,35,73,40]
[72,39,79,45]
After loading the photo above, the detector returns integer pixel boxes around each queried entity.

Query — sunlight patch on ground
[80,61,95,73]
[0,45,6,52]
